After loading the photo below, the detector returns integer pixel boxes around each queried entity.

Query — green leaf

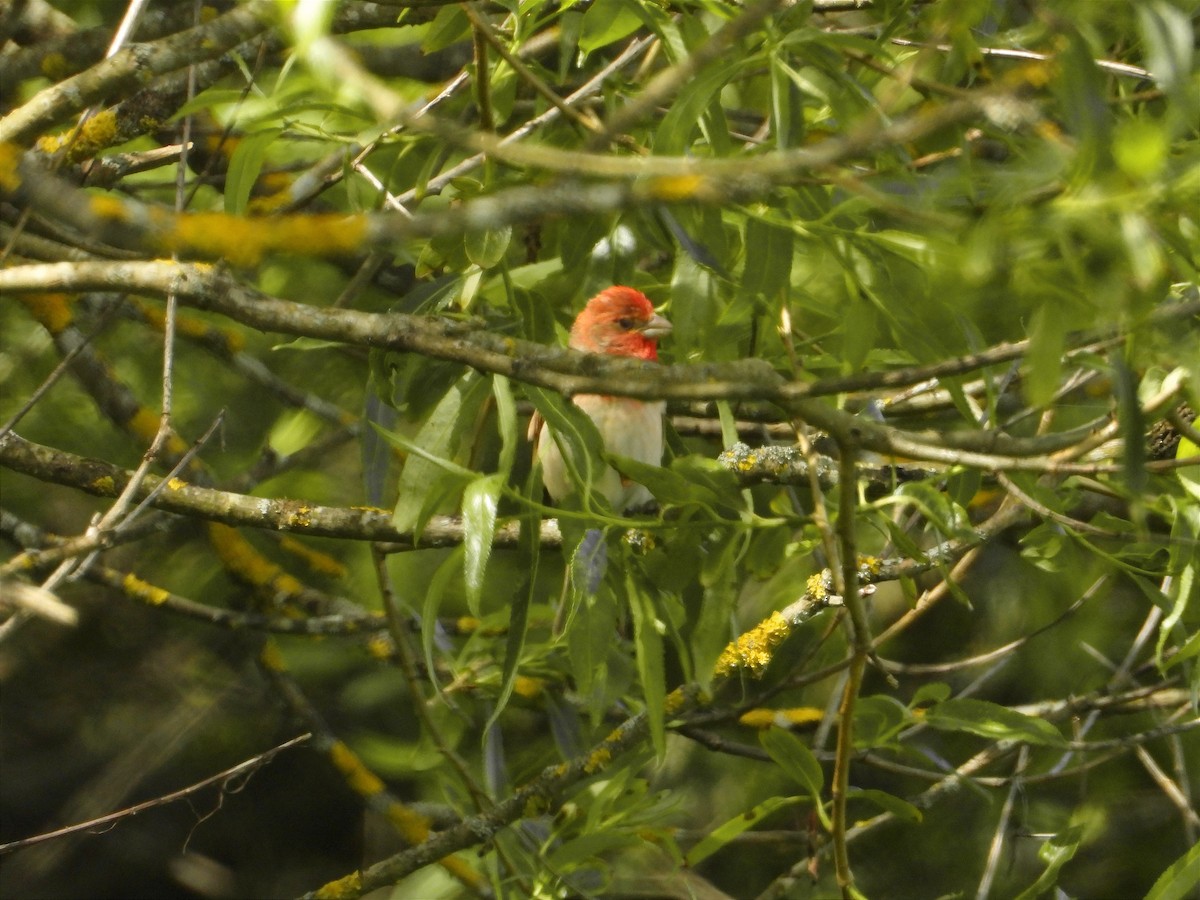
[422,5,469,53]
[846,788,923,824]
[578,0,642,54]
[743,214,794,300]
[421,547,465,691]
[492,375,518,476]
[1145,837,1200,900]
[546,831,638,871]
[910,682,951,707]
[1113,118,1169,182]
[1025,302,1067,409]
[225,129,279,216]
[567,577,619,724]
[685,795,808,866]
[465,226,512,270]
[386,375,486,537]
[1013,826,1084,900]
[629,571,666,759]
[526,385,610,513]
[1157,500,1199,668]
[853,694,911,750]
[655,59,742,156]
[610,453,716,510]
[760,727,824,806]
[1136,1,1196,108]
[462,473,502,615]
[923,698,1067,747]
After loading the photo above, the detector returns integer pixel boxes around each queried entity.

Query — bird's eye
[616,317,635,330]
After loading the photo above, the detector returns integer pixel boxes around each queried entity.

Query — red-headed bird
[535,286,671,512]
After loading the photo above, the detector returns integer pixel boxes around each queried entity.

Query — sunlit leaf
[465,226,512,270]
[578,0,642,54]
[1013,826,1084,900]
[1144,835,1200,900]
[462,473,502,615]
[923,698,1067,747]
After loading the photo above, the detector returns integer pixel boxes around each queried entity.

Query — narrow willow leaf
[422,5,469,53]
[1136,1,1195,103]
[567,582,619,724]
[846,788,923,824]
[578,0,641,54]
[923,698,1067,747]
[1144,836,1200,900]
[655,59,742,155]
[462,473,503,616]
[361,390,398,507]
[225,129,278,215]
[572,528,607,598]
[685,796,808,866]
[385,375,484,537]
[1013,826,1084,900]
[629,572,666,759]
[760,726,825,798]
[492,374,518,476]
[743,215,794,300]
[1024,303,1067,409]
[1156,501,1199,668]
[1112,356,1148,496]
[421,548,465,692]
[526,385,608,510]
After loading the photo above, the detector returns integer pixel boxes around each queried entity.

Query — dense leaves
[1,1,1198,899]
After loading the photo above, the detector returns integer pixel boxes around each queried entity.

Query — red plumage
[536,287,671,511]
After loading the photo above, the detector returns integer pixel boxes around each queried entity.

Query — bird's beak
[639,313,672,339]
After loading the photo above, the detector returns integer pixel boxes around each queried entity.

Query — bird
[534,286,672,512]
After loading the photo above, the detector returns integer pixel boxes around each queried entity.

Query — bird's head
[568,286,672,361]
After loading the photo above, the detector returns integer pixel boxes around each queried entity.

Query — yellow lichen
[258,640,286,672]
[125,407,161,443]
[37,110,120,161]
[738,709,778,729]
[0,142,23,193]
[513,676,545,699]
[284,504,313,529]
[584,746,613,774]
[524,794,550,818]
[40,52,70,80]
[18,293,73,332]
[90,476,116,494]
[714,611,791,678]
[122,573,170,606]
[166,477,187,491]
[806,572,829,600]
[328,741,386,798]
[649,174,705,201]
[663,687,689,715]
[364,634,393,660]
[383,800,432,844]
[311,871,362,900]
[781,706,824,726]
[279,536,345,577]
[161,212,369,266]
[89,194,129,221]
[740,706,824,729]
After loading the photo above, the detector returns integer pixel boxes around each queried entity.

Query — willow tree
[1,1,1197,898]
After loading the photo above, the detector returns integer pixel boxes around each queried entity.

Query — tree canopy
[1,1,1198,898]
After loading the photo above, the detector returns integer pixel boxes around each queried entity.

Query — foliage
[1,1,1198,898]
